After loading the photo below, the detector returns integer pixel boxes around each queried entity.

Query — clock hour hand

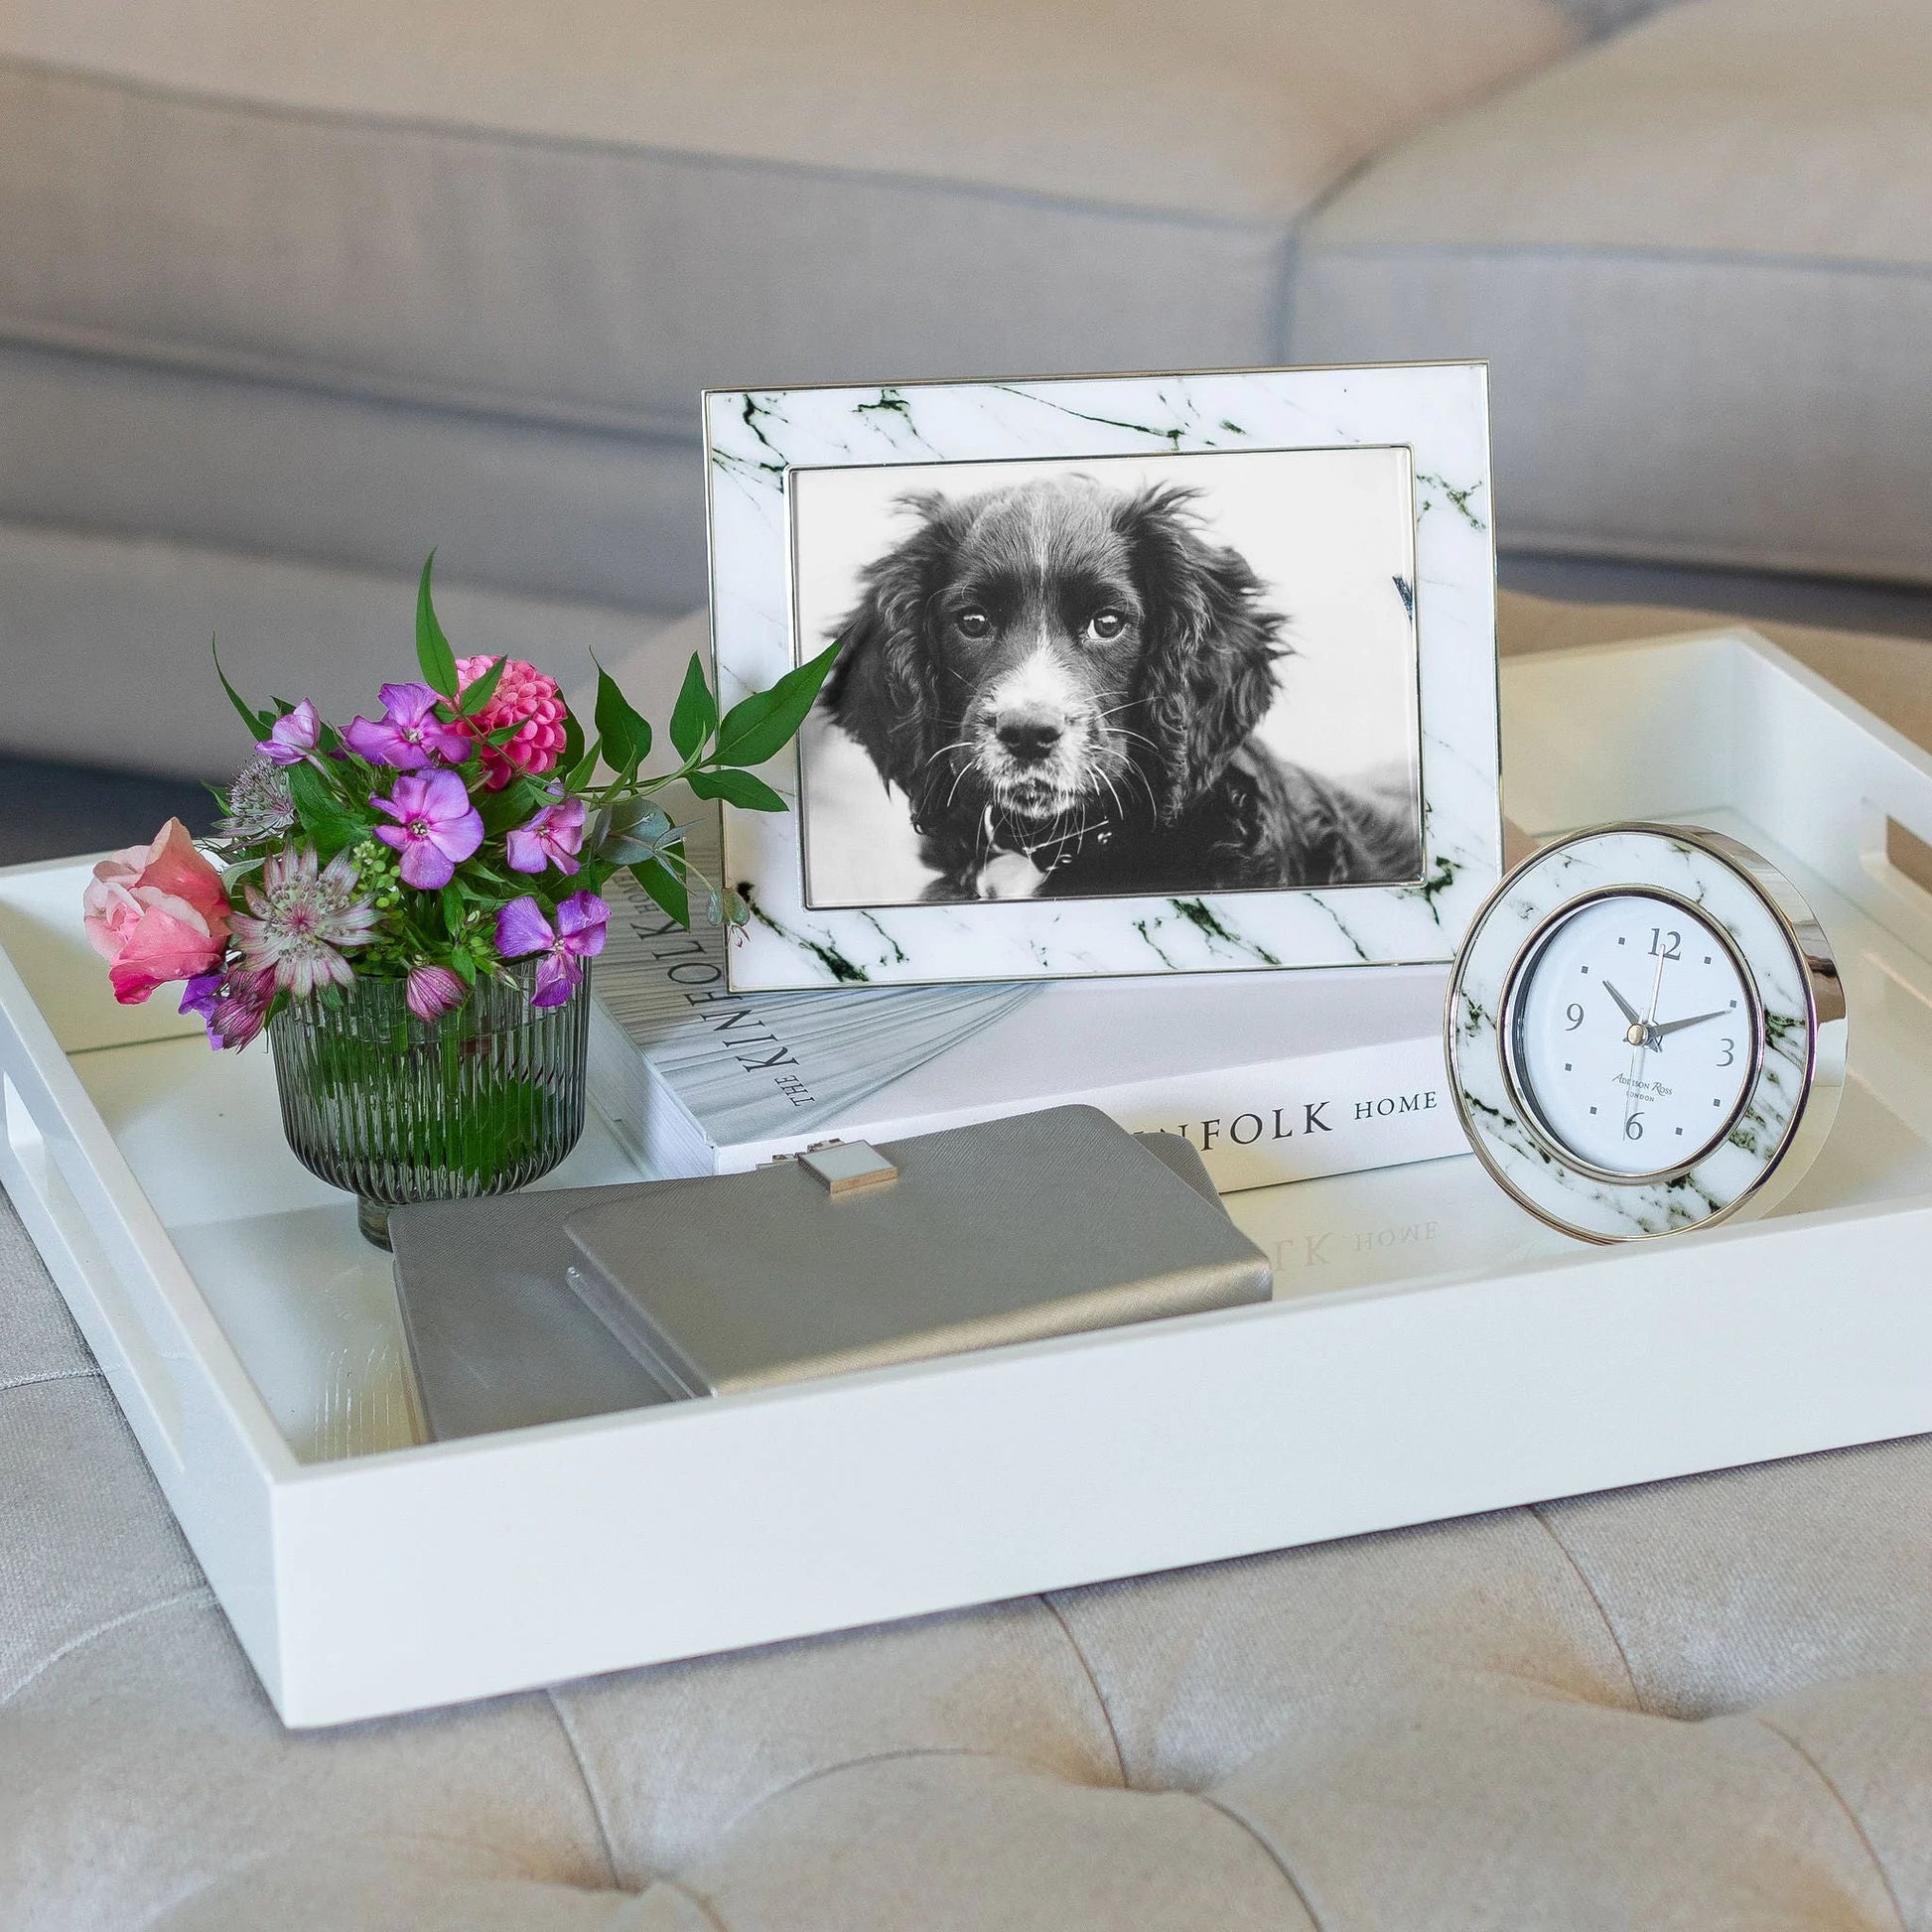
[1601,980,1643,1027]
[1650,1007,1731,1039]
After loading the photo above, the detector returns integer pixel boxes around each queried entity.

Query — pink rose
[83,819,233,1006]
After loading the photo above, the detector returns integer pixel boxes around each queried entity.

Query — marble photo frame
[704,363,1502,991]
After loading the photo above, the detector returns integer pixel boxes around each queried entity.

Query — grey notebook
[562,1106,1271,1397]
[391,1107,1268,1440]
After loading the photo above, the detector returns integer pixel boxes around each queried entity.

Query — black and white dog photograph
[791,447,1424,908]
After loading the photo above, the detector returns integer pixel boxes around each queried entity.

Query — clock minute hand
[1650,1007,1731,1040]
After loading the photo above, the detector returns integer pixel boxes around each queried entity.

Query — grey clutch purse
[562,1105,1273,1397]
[390,1105,1269,1438]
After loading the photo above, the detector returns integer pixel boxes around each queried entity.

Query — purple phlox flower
[504,793,587,875]
[372,769,484,890]
[344,682,473,770]
[405,963,469,1023]
[255,700,321,767]
[231,845,382,997]
[180,963,276,1049]
[495,890,608,1008]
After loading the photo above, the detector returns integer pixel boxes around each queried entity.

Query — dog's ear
[823,491,963,833]
[1119,484,1286,820]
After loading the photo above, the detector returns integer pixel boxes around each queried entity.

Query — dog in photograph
[821,475,1423,900]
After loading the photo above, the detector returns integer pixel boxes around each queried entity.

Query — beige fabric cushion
[0,3,1577,435]
[7,0,1576,222]
[1294,0,1932,581]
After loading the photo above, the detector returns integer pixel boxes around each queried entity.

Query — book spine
[707,1031,1458,1193]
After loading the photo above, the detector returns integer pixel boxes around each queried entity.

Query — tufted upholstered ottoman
[5,594,1931,1929]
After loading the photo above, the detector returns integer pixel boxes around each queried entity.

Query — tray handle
[1,1051,188,1478]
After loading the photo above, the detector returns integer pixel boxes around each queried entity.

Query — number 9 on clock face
[1506,895,1755,1178]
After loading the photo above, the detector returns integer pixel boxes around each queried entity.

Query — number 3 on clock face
[1446,825,1846,1242]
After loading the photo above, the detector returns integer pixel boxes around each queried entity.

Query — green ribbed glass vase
[268,961,589,1248]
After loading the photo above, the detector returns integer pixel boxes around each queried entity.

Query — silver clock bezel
[1446,822,1847,1243]
[1497,884,1767,1187]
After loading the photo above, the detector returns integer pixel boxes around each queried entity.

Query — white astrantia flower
[231,845,382,997]
[216,756,297,841]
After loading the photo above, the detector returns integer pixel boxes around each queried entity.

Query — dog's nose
[995,707,1064,763]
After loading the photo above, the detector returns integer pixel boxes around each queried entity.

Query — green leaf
[559,707,586,776]
[439,882,465,933]
[591,656,650,773]
[711,639,841,767]
[668,652,718,760]
[562,748,601,795]
[629,857,689,928]
[598,798,689,866]
[477,775,547,837]
[415,553,460,698]
[451,949,478,986]
[457,654,506,716]
[287,760,371,862]
[212,638,269,739]
[687,767,787,812]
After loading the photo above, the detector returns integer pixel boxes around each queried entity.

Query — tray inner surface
[5,637,1931,1467]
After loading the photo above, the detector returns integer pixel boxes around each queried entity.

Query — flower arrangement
[85,557,837,1049]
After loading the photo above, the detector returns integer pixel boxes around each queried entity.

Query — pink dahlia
[454,655,570,790]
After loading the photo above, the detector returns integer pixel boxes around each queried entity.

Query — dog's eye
[1088,610,1128,641]
[955,609,991,639]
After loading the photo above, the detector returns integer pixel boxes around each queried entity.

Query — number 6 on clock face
[1446,825,1846,1242]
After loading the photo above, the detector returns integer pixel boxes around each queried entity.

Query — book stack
[588,815,1460,1193]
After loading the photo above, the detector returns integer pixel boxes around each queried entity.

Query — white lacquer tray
[4,627,1932,1727]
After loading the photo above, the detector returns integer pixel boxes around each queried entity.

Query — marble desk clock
[1447,824,1847,1242]
[702,361,1503,992]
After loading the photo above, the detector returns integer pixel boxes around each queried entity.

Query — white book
[588,819,1461,1193]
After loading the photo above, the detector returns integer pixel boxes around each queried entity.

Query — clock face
[1506,893,1757,1177]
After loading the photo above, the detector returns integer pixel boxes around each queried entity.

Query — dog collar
[982,805,1113,874]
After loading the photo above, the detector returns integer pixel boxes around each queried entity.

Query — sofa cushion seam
[656,1876,733,1932]
[1039,1593,1131,1789]
[1301,236,1932,283]
[0,1582,214,1706]
[1751,1712,1909,1932]
[1527,1503,1646,1712]
[0,1365,101,1397]
[1193,1790,1326,1930]
[0,317,707,445]
[543,1687,622,1890]
[0,52,1288,236]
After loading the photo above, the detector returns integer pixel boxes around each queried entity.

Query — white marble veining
[1449,828,1819,1240]
[704,365,1502,991]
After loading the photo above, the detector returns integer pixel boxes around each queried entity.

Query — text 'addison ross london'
[1171,1087,1440,1151]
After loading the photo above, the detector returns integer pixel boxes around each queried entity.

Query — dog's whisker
[917,738,978,771]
